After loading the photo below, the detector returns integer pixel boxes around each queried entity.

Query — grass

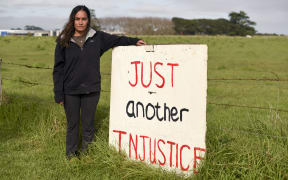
[0,35,287,179]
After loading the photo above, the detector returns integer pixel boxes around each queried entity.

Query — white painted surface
[109,45,207,175]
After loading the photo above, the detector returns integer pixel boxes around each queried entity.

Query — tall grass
[0,35,287,179]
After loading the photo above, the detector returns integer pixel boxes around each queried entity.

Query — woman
[53,5,146,159]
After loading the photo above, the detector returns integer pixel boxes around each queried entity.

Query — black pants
[64,92,100,156]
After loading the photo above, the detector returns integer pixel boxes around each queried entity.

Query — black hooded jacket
[53,29,139,103]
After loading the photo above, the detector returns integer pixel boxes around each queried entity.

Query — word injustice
[126,100,189,122]
[128,61,179,88]
[113,130,206,173]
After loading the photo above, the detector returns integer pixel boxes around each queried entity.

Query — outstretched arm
[100,31,146,55]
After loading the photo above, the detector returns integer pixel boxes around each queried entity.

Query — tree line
[96,11,257,36]
[172,11,256,36]
[98,17,174,35]
[14,11,261,36]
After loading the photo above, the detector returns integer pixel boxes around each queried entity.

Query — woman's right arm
[53,43,65,104]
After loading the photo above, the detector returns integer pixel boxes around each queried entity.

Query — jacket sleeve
[53,43,65,103]
[99,31,140,55]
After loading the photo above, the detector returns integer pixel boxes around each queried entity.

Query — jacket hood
[85,28,97,41]
[70,28,97,43]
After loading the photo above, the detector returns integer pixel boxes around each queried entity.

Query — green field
[0,35,287,179]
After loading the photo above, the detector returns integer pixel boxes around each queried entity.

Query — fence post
[0,58,2,105]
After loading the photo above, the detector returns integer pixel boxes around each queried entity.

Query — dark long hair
[56,5,91,47]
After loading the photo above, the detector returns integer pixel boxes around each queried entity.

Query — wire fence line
[2,61,110,75]
[208,102,288,113]
[2,61,288,82]
[1,61,112,76]
[3,76,288,89]
[2,77,52,86]
[214,127,288,140]
[2,62,52,70]
[207,78,288,82]
[1,60,288,112]
[2,60,288,113]
[1,59,288,140]
[2,78,111,92]
[3,95,288,140]
[3,77,288,113]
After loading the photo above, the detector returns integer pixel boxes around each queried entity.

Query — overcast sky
[0,0,287,34]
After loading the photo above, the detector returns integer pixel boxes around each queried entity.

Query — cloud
[0,16,67,30]
[0,9,5,14]
[0,0,73,8]
[0,0,287,34]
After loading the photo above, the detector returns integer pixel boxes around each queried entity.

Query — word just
[128,61,179,88]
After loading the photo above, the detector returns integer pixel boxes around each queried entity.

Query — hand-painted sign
[109,45,207,175]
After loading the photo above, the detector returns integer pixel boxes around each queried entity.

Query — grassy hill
[0,35,287,179]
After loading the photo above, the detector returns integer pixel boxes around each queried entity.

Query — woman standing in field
[53,5,145,160]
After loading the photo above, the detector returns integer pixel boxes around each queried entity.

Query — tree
[229,11,256,35]
[229,11,256,26]
[172,11,257,36]
[24,25,43,30]
[172,17,233,35]
[90,9,101,30]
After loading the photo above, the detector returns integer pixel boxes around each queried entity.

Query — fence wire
[2,95,288,140]
[2,61,288,81]
[3,77,288,114]
[208,102,288,113]
[2,61,52,70]
[1,68,288,140]
[214,127,288,140]
[2,59,288,114]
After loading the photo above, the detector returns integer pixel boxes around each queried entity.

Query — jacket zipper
[72,38,89,51]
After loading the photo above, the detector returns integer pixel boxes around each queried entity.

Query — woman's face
[74,10,88,33]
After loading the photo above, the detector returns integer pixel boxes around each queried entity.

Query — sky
[0,0,287,34]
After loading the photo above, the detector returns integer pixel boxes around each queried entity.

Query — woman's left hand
[136,40,146,46]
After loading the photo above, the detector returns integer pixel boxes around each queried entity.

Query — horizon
[0,0,287,35]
